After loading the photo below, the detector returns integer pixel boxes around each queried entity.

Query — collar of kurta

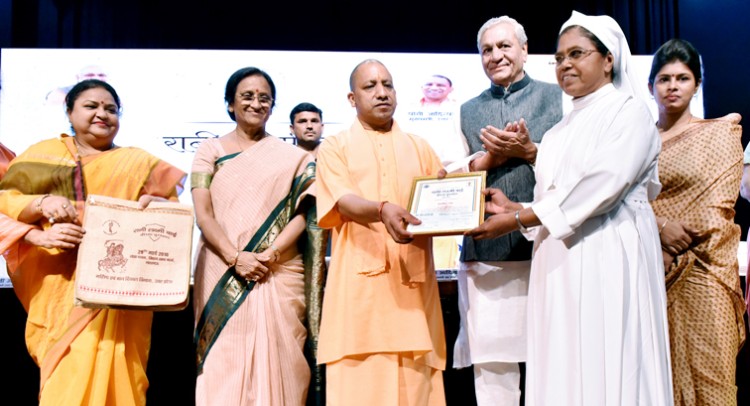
[489,73,531,98]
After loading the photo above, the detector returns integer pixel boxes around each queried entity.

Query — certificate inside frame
[406,171,486,236]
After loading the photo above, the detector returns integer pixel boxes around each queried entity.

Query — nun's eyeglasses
[552,49,598,66]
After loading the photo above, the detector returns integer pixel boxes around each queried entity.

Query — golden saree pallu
[75,195,194,311]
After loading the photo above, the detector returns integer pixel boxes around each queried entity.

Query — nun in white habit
[465,11,674,406]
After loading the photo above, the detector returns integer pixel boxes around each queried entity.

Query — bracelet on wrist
[230,250,240,267]
[658,219,669,234]
[270,244,281,261]
[378,201,388,223]
[515,210,530,233]
[36,194,50,213]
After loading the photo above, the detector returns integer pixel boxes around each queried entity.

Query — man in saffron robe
[316,59,447,405]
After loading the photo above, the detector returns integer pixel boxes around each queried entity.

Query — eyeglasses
[552,49,598,66]
[238,93,274,107]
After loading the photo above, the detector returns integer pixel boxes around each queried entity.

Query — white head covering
[559,11,648,102]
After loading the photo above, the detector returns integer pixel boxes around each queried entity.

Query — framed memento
[406,171,486,236]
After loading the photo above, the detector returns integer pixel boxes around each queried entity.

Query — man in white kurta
[451,16,562,406]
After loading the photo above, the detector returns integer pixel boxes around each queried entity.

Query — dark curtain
[609,0,679,54]
[535,0,678,54]
[12,0,147,48]
[7,0,679,52]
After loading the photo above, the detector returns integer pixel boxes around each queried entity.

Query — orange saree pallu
[0,135,184,405]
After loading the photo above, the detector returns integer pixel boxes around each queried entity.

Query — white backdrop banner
[0,48,703,287]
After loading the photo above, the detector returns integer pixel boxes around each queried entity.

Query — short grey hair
[476,16,528,52]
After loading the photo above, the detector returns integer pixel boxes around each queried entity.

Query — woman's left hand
[260,246,281,264]
[662,250,674,274]
[465,212,516,240]
[235,251,271,282]
[660,220,697,256]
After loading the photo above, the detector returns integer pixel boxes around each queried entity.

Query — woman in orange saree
[0,79,185,406]
[0,142,21,253]
[648,39,745,405]
[191,67,318,405]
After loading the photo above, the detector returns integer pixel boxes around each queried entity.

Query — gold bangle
[270,244,281,261]
[230,250,240,267]
[36,194,50,213]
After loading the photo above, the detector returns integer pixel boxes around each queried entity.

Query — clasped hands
[26,194,83,249]
[659,220,699,271]
[480,118,537,164]
[234,247,278,283]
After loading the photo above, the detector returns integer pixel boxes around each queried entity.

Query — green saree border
[194,162,315,374]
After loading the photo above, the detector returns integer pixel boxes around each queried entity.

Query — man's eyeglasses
[239,93,274,107]
[552,49,598,66]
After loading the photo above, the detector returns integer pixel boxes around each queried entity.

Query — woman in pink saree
[191,67,321,405]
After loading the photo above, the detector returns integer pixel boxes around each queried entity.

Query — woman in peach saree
[192,67,322,406]
[648,39,745,405]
